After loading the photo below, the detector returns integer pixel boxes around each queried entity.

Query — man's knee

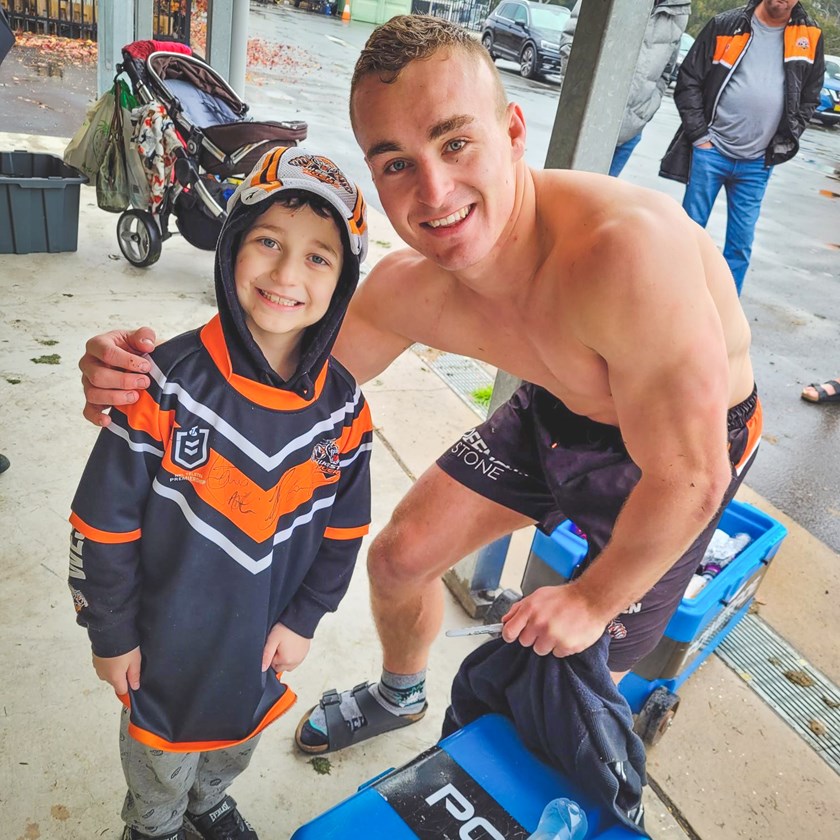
[367,508,439,588]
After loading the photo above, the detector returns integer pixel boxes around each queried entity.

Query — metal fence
[412,0,490,32]
[4,0,191,43]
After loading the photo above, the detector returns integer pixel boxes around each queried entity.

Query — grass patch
[31,354,61,365]
[309,756,332,775]
[36,339,59,346]
[470,385,493,410]
[6,378,21,385]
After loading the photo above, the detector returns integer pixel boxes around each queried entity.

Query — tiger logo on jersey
[312,439,340,478]
[289,154,352,194]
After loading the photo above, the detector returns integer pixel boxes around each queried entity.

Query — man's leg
[682,145,728,228]
[297,464,535,752]
[609,132,643,177]
[722,158,773,295]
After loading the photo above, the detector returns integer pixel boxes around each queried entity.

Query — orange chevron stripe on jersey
[200,316,328,408]
[124,388,175,443]
[337,400,373,451]
[69,512,141,544]
[784,25,820,63]
[324,523,370,540]
[163,446,342,543]
[713,32,750,68]
[733,398,763,475]
[120,678,297,752]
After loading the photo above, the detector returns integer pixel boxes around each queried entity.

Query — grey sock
[307,669,427,735]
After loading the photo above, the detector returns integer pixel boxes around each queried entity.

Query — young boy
[68,146,372,840]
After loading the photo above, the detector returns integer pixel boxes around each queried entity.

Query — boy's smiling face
[234,200,344,376]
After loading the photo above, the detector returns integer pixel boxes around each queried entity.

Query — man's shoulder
[362,246,451,295]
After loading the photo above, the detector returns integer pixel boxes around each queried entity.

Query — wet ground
[3,1,840,552]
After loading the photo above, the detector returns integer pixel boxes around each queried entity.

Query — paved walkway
[0,131,838,839]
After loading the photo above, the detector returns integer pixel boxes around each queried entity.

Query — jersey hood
[214,146,368,398]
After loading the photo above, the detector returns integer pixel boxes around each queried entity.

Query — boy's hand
[262,623,311,673]
[80,328,157,427]
[92,647,142,696]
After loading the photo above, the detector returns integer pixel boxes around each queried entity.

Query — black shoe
[185,796,258,840]
[122,827,186,840]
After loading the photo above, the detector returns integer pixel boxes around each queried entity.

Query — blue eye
[448,139,466,152]
[259,237,278,249]
[385,159,408,174]
[311,255,327,266]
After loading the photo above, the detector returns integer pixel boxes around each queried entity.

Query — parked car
[481,0,571,80]
[814,54,840,127]
[668,31,695,87]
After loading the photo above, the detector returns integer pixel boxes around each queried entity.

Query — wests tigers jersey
[69,315,373,750]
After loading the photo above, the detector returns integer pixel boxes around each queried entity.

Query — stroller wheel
[117,210,162,268]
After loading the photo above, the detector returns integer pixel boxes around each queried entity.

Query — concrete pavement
[1,128,838,839]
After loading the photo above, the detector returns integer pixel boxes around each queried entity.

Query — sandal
[294,681,427,755]
[801,380,840,404]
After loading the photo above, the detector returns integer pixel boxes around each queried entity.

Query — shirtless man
[80,17,760,755]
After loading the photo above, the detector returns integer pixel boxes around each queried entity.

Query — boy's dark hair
[269,189,345,229]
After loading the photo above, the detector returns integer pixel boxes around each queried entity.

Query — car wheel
[481,32,495,60]
[520,43,538,79]
[117,210,162,268]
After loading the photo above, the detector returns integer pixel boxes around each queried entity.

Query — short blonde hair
[349,15,508,128]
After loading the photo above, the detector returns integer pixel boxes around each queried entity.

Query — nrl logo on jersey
[173,425,210,470]
[312,438,340,478]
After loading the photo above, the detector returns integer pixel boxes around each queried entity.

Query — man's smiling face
[352,48,526,274]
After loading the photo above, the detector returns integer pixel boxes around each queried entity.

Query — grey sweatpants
[119,706,261,836]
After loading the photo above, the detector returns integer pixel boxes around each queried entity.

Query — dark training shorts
[437,382,762,672]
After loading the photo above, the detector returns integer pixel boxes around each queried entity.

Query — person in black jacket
[660,0,824,294]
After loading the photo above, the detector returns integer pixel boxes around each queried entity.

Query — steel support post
[97,0,135,96]
[207,0,248,95]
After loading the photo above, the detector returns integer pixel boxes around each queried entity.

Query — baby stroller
[114,39,307,267]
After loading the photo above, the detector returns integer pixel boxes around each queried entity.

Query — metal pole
[545,0,654,173]
[96,0,135,96]
[135,0,153,40]
[207,0,248,95]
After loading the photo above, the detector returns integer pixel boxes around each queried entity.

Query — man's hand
[262,622,311,673]
[79,327,157,427]
[501,584,609,658]
[92,647,142,696]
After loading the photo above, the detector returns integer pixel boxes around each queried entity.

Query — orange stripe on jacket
[784,25,820,63]
[69,512,141,544]
[713,33,750,67]
[324,523,370,540]
[163,446,342,543]
[123,388,175,444]
[336,401,373,453]
[119,677,297,752]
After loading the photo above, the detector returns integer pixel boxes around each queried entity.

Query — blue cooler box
[523,500,788,713]
[292,714,644,838]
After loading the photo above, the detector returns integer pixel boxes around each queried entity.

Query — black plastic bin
[0,151,88,254]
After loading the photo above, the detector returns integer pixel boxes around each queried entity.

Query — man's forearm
[575,467,730,619]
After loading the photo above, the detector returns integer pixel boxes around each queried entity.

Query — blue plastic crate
[291,714,645,838]
[525,500,788,701]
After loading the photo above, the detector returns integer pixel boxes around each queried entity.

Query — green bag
[64,87,116,181]
[96,104,130,213]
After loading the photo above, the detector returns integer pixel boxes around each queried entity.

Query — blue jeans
[609,132,643,177]
[682,145,773,295]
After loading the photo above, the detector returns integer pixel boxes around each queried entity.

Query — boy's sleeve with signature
[278,395,374,639]
[68,383,168,658]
